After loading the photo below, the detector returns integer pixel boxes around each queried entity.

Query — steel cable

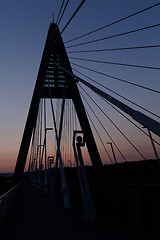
[79,88,127,162]
[79,84,147,161]
[67,44,160,53]
[66,23,160,48]
[70,56,160,71]
[64,2,160,44]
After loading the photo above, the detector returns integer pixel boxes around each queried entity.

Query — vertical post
[37,145,43,189]
[107,142,117,164]
[44,129,48,194]
[37,103,43,189]
[43,97,47,194]
[48,156,54,196]
[34,147,39,186]
[44,128,53,194]
[147,129,160,166]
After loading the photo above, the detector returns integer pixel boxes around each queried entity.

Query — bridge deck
[1,181,140,240]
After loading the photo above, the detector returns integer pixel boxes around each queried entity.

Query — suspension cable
[44,94,47,172]
[35,106,41,171]
[52,60,160,137]
[50,0,86,52]
[79,88,127,162]
[69,100,72,164]
[57,0,70,26]
[64,2,160,44]
[67,101,69,164]
[71,63,160,95]
[72,68,160,118]
[64,105,67,166]
[56,0,66,24]
[72,67,160,96]
[66,23,160,48]
[39,100,43,168]
[79,84,147,161]
[85,108,113,164]
[74,103,78,130]
[28,126,36,172]
[99,95,160,147]
[67,44,160,53]
[48,81,67,184]
[70,57,160,71]
[60,0,86,35]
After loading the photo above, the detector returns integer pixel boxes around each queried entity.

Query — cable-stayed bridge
[1,1,160,239]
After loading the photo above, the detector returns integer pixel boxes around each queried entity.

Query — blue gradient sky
[0,0,160,172]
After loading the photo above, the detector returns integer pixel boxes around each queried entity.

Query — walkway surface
[1,181,142,240]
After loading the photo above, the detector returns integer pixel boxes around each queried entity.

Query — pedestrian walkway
[1,181,141,240]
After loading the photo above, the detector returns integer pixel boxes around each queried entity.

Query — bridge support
[14,22,103,182]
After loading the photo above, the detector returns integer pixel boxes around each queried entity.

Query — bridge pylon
[14,23,103,181]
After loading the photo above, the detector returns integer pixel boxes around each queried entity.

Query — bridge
[1,1,160,239]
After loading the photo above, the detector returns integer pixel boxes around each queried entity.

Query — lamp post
[37,144,44,189]
[143,127,160,166]
[44,128,53,194]
[48,156,54,196]
[107,142,117,164]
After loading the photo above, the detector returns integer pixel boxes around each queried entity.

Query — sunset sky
[0,0,160,173]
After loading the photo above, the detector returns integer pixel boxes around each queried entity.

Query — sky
[0,0,160,173]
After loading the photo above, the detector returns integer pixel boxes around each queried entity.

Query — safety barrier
[0,181,24,231]
[68,179,160,238]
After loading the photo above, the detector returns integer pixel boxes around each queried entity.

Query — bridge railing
[67,179,160,237]
[0,180,24,231]
[89,181,160,237]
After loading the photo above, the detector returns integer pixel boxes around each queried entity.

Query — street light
[107,142,117,164]
[44,128,53,194]
[48,156,54,169]
[37,144,44,190]
[142,127,160,166]
[47,156,54,196]
[37,144,44,168]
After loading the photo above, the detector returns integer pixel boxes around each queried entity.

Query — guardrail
[67,179,160,238]
[0,180,24,231]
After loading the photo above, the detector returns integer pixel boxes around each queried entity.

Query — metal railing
[67,178,160,237]
[0,180,24,231]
